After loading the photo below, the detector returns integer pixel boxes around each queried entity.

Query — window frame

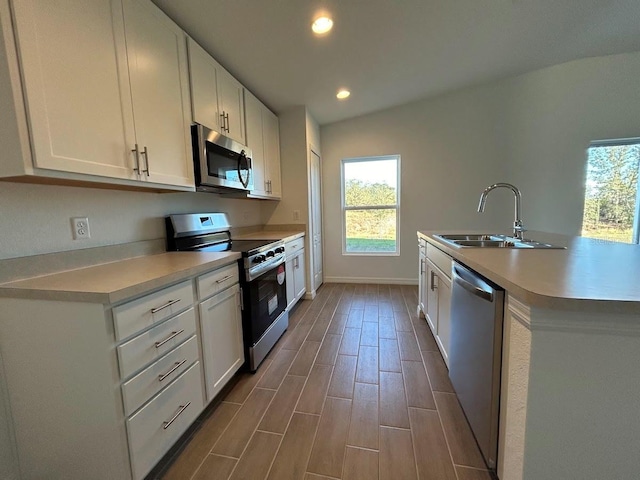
[582,138,640,244]
[340,155,401,256]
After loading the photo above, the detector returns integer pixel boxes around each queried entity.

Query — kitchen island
[418,230,640,480]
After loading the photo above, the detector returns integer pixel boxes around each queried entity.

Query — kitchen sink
[434,234,565,249]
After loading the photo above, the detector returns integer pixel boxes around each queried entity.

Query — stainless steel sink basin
[434,234,565,249]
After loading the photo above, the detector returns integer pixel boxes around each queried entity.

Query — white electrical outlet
[71,217,91,240]
[293,210,300,221]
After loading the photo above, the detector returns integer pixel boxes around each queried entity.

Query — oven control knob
[253,254,266,264]
[275,246,285,254]
[265,250,275,258]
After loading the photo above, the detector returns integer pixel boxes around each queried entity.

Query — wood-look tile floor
[158,284,493,480]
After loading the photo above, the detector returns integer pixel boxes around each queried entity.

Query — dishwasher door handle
[453,266,494,302]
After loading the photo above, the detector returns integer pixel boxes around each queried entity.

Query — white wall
[503,52,640,234]
[321,81,512,283]
[0,182,265,260]
[321,51,640,283]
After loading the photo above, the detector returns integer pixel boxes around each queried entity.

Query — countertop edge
[417,231,640,314]
[0,252,242,305]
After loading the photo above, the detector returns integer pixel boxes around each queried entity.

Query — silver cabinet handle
[162,402,191,430]
[132,144,141,173]
[155,329,184,348]
[140,146,150,176]
[430,270,438,291]
[158,359,187,382]
[219,112,226,132]
[150,298,181,314]
[420,259,425,275]
[225,112,230,132]
[215,274,233,284]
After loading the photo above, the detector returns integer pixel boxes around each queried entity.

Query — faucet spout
[477,183,524,239]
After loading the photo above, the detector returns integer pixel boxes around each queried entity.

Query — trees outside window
[581,141,640,243]
[341,156,400,255]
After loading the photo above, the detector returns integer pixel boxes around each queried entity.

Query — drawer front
[114,281,194,341]
[196,262,239,301]
[427,243,453,279]
[127,362,204,480]
[285,237,304,257]
[121,335,199,416]
[118,308,197,379]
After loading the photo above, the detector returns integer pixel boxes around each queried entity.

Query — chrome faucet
[478,183,525,240]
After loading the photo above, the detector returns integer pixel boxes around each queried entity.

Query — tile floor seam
[402,286,462,480]
[262,285,345,480]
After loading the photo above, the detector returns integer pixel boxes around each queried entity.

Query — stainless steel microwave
[192,124,253,192]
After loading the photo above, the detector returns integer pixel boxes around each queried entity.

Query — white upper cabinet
[244,90,281,199]
[217,69,245,144]
[187,37,245,145]
[9,0,136,180]
[1,0,194,190]
[122,0,193,188]
[244,89,266,195]
[187,38,220,132]
[263,108,282,198]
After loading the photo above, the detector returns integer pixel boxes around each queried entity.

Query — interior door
[310,150,323,289]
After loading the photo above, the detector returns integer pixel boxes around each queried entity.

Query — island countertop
[0,251,241,304]
[418,230,640,313]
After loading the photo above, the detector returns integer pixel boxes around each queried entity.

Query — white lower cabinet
[198,284,244,402]
[285,237,306,310]
[422,242,453,367]
[0,259,244,480]
[127,362,204,480]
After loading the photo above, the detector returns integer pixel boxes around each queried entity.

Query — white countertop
[0,251,241,304]
[419,230,640,313]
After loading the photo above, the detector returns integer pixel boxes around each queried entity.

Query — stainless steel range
[165,213,288,371]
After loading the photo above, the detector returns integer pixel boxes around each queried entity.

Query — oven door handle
[247,256,285,282]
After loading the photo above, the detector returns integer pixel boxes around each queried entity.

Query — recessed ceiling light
[312,16,333,35]
[336,89,351,100]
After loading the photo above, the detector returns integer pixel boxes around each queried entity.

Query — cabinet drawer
[127,362,204,480]
[114,281,194,341]
[118,308,197,379]
[427,243,452,279]
[197,262,239,301]
[121,335,199,416]
[285,237,304,257]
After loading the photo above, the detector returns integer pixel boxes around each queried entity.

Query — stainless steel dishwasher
[449,261,505,471]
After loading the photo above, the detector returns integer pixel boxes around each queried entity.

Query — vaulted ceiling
[153,0,640,125]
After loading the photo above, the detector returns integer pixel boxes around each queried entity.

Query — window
[341,155,400,255]
[581,139,640,244]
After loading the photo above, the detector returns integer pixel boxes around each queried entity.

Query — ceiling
[152,0,640,125]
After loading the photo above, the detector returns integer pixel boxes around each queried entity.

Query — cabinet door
[425,261,439,334]
[285,257,295,310]
[123,0,193,188]
[11,0,137,179]
[187,38,220,132]
[199,285,244,402]
[436,273,452,367]
[294,250,306,301]
[244,91,267,196]
[217,69,245,144]
[263,108,282,198]
[418,248,427,315]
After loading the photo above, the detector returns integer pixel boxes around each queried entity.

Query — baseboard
[304,289,316,300]
[324,276,418,285]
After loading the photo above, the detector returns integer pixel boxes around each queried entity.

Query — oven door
[193,124,253,191]
[243,258,287,346]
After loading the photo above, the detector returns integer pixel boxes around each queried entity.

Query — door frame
[307,145,323,296]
